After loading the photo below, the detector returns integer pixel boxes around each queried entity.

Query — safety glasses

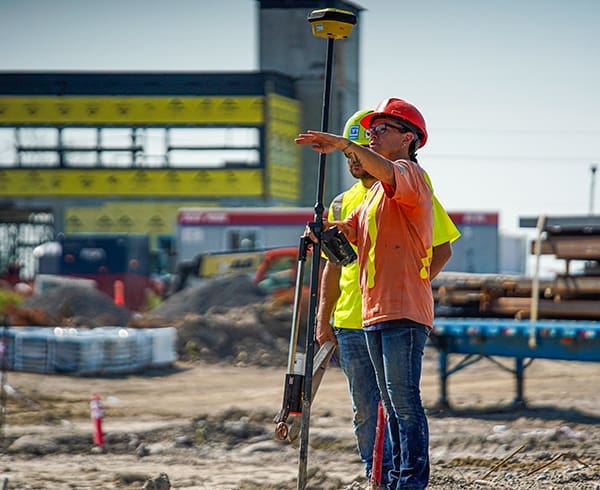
[367,122,412,138]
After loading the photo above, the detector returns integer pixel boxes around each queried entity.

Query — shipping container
[175,207,315,262]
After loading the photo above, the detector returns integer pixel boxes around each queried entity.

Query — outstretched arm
[295,130,395,186]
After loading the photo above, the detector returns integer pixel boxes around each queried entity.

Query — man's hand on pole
[316,261,342,347]
[305,219,356,245]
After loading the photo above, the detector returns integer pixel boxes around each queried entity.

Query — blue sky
[1,0,599,238]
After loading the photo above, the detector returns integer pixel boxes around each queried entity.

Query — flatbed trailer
[431,317,600,408]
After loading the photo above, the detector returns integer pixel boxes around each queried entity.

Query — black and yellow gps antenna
[274,6,359,490]
[307,8,356,39]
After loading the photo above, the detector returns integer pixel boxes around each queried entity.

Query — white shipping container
[175,207,315,261]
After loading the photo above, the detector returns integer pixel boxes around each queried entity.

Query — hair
[387,116,421,163]
[372,115,422,163]
[409,138,419,163]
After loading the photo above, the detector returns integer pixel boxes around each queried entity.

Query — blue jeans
[335,328,393,485]
[365,322,430,490]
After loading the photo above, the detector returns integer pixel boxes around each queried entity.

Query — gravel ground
[2,277,599,489]
[1,354,598,489]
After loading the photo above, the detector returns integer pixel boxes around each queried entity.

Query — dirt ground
[1,347,599,490]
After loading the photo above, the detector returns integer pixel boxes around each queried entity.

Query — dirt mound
[149,274,267,321]
[16,285,132,327]
[173,303,295,367]
[131,274,299,367]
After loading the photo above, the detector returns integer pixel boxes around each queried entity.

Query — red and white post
[90,393,105,447]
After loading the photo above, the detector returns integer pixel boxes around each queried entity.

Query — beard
[350,166,374,180]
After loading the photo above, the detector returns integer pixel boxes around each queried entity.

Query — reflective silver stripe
[330,191,345,221]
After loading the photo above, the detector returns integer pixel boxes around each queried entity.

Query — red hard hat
[360,98,428,148]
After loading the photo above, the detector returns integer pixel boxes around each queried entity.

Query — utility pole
[590,164,597,215]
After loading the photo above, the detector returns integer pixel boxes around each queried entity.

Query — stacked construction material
[434,216,600,320]
[1,326,177,375]
[0,327,15,368]
[13,327,54,373]
[53,328,105,374]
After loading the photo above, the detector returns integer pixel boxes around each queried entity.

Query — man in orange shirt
[317,108,460,488]
[296,98,433,490]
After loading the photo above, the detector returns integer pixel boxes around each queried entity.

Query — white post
[529,215,546,349]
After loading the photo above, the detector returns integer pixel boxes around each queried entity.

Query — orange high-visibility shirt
[344,160,434,328]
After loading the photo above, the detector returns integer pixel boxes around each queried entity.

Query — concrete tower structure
[258,0,363,206]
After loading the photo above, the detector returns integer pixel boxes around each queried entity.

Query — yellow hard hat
[343,109,372,146]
